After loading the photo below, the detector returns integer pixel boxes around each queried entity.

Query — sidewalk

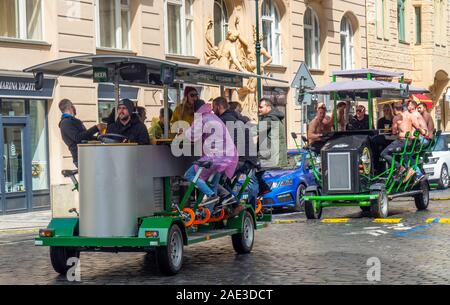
[0,210,51,234]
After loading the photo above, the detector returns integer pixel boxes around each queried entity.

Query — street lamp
[255,0,262,102]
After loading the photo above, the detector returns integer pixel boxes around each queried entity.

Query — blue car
[261,149,317,212]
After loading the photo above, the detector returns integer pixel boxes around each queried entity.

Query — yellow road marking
[0,228,39,235]
[430,197,450,201]
[437,218,450,224]
[321,218,349,223]
[426,218,437,223]
[373,218,402,223]
[273,220,297,224]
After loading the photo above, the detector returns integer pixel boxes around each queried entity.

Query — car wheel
[414,180,430,211]
[232,211,255,254]
[49,247,80,275]
[438,164,449,189]
[293,184,306,212]
[156,224,184,275]
[370,188,389,218]
[304,191,322,219]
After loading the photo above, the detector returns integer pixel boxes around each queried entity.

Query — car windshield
[286,154,302,169]
[434,135,450,152]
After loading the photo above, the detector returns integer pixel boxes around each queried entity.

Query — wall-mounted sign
[176,68,243,88]
[0,76,55,98]
[93,67,109,83]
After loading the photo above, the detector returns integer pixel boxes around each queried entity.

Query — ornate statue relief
[205,16,274,120]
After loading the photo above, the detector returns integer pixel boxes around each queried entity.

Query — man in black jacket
[106,99,150,145]
[347,105,370,130]
[58,99,105,167]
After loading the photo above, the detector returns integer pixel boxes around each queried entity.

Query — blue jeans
[184,165,221,198]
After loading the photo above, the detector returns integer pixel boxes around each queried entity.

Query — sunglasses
[189,93,198,97]
[356,109,364,113]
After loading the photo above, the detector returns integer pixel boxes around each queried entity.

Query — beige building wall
[366,0,450,129]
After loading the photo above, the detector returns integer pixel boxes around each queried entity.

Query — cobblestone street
[1,189,450,285]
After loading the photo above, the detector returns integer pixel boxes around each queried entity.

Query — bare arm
[392,116,399,135]
[307,119,322,141]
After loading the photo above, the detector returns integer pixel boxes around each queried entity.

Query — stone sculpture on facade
[205,16,273,120]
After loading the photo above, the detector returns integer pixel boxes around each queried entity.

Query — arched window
[304,7,320,69]
[262,0,281,64]
[340,16,354,70]
[214,0,228,46]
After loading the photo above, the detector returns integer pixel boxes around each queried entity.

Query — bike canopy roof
[309,79,429,94]
[23,55,287,88]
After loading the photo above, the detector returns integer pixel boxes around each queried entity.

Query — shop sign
[0,76,55,98]
[176,68,243,88]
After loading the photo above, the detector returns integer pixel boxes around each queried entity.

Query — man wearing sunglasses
[347,105,370,131]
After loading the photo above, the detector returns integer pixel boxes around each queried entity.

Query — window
[97,0,130,49]
[340,16,354,70]
[0,0,43,40]
[30,100,49,191]
[376,0,388,39]
[415,6,421,44]
[214,0,228,46]
[397,0,406,42]
[304,7,320,69]
[262,0,281,64]
[435,0,446,46]
[165,0,194,56]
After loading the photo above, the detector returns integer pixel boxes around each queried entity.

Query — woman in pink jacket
[184,100,241,215]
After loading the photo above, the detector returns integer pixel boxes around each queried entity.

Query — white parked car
[423,132,450,189]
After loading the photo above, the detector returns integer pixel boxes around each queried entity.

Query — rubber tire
[304,191,322,219]
[438,164,449,189]
[292,184,306,212]
[49,246,80,275]
[232,211,255,254]
[156,224,184,275]
[414,180,430,210]
[370,188,389,218]
[360,206,371,212]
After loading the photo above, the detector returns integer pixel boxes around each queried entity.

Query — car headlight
[427,157,440,164]
[272,179,294,189]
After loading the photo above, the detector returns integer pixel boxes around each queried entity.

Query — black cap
[118,98,135,115]
[194,99,205,112]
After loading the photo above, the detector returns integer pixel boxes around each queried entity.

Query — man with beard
[307,102,332,153]
[106,99,150,145]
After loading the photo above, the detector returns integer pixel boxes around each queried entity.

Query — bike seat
[194,161,213,169]
[62,169,78,177]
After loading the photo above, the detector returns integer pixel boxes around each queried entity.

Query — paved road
[1,189,450,285]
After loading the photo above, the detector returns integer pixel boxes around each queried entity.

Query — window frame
[164,0,195,56]
[0,0,44,41]
[304,7,320,69]
[397,0,406,42]
[414,6,422,45]
[340,16,354,70]
[95,0,131,50]
[261,0,282,65]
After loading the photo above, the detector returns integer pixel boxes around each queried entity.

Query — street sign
[93,67,109,83]
[291,62,316,89]
[292,62,316,106]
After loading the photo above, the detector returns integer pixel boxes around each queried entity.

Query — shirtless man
[381,103,412,179]
[417,102,435,135]
[403,100,430,182]
[407,100,428,138]
[307,102,332,153]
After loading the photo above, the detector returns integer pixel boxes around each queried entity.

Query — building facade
[0,0,367,214]
[366,0,450,129]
